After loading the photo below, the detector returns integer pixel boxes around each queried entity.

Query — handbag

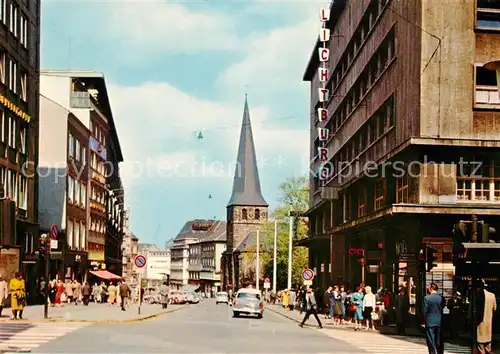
[349,304,357,313]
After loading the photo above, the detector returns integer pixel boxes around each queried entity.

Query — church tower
[222,96,268,290]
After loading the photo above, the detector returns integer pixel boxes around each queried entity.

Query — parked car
[215,291,229,305]
[169,291,188,304]
[232,288,263,319]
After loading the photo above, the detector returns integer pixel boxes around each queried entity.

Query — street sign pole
[138,272,141,315]
[133,254,147,315]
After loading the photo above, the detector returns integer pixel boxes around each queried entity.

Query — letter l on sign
[320,8,330,21]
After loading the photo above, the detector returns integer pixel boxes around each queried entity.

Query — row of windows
[241,208,260,220]
[90,120,106,147]
[189,272,200,280]
[0,109,26,152]
[457,161,500,202]
[325,0,389,96]
[90,185,105,205]
[90,216,106,234]
[323,27,396,134]
[67,219,86,250]
[67,176,87,208]
[0,167,26,209]
[91,151,108,176]
[0,54,27,101]
[0,0,29,48]
[68,134,86,164]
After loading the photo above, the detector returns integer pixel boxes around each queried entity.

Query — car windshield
[217,292,228,296]
[237,292,260,300]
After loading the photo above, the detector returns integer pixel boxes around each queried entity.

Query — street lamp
[39,233,50,319]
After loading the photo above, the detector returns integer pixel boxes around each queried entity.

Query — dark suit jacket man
[423,289,444,354]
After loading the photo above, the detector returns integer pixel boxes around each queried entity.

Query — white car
[215,291,229,304]
[232,288,263,319]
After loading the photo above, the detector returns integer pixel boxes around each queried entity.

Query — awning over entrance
[89,270,123,280]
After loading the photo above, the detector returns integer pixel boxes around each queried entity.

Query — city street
[0,299,472,353]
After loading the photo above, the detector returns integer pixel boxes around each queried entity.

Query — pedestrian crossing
[321,327,471,354]
[0,321,90,352]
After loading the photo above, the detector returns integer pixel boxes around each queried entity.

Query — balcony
[188,263,202,272]
[476,86,500,108]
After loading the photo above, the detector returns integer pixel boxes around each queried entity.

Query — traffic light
[452,221,467,263]
[425,246,438,272]
[418,247,426,273]
[38,236,47,259]
[477,222,497,243]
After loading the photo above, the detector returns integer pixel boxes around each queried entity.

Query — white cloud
[104,2,238,53]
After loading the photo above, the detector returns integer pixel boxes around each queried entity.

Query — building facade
[40,70,124,278]
[121,225,138,286]
[199,225,226,296]
[221,98,268,291]
[302,0,500,314]
[0,0,41,300]
[144,248,170,288]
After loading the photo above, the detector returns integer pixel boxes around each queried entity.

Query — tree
[260,175,309,289]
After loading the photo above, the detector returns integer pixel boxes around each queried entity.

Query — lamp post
[39,233,50,319]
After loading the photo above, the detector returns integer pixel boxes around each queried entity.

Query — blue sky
[41,0,326,246]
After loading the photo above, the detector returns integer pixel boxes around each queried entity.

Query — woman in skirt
[351,286,364,330]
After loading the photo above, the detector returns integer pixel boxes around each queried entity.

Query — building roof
[303,0,347,81]
[227,97,268,208]
[40,70,124,162]
[138,243,159,252]
[234,230,271,253]
[174,219,226,243]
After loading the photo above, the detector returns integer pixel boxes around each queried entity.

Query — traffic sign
[264,277,270,283]
[134,254,147,268]
[264,277,270,289]
[50,224,59,240]
[302,268,315,281]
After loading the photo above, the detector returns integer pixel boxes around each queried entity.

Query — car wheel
[257,314,263,319]
[233,312,239,318]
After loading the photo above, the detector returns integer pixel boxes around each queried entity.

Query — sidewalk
[0,302,187,323]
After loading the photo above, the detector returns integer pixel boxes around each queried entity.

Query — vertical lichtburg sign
[317,7,331,182]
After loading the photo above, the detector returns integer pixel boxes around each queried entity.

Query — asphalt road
[32,300,361,353]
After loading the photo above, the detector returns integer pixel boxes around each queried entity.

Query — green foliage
[259,175,309,289]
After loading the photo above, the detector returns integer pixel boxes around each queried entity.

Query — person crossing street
[299,288,323,329]
[118,281,131,311]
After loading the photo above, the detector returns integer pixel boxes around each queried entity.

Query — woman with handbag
[352,286,364,330]
[8,272,26,320]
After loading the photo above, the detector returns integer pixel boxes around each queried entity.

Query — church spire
[227,96,268,207]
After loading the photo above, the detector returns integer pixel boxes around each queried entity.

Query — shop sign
[89,136,107,160]
[0,93,31,123]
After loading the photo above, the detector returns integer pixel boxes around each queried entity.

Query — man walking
[299,288,323,329]
[423,283,444,354]
[118,281,131,311]
[159,282,169,309]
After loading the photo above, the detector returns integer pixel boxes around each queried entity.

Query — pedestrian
[73,280,81,305]
[48,280,57,306]
[0,275,8,317]
[340,285,347,324]
[65,279,73,304]
[92,283,101,303]
[299,288,323,329]
[476,281,497,354]
[55,279,64,307]
[82,282,91,306]
[289,289,296,311]
[363,286,376,330]
[422,283,444,354]
[159,282,169,309]
[395,288,409,335]
[107,282,117,305]
[8,272,26,320]
[119,281,131,311]
[352,286,364,330]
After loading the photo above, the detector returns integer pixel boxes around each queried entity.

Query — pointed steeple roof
[227,96,268,207]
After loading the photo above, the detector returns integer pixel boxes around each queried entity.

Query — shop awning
[89,270,123,280]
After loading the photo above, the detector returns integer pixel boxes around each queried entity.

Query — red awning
[89,270,123,280]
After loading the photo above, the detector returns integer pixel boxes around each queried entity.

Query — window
[80,222,85,249]
[8,115,14,147]
[374,179,385,210]
[75,139,80,161]
[74,221,80,250]
[75,180,80,205]
[67,220,73,249]
[457,160,500,202]
[9,3,17,36]
[242,208,247,220]
[20,72,26,101]
[0,0,6,23]
[0,167,5,198]
[81,182,86,207]
[68,176,74,202]
[81,145,86,165]
[358,188,366,217]
[8,59,16,93]
[477,0,500,29]
[0,52,5,84]
[18,175,26,209]
[19,126,26,154]
[396,174,409,203]
[475,65,500,106]
[255,209,260,220]
[8,170,16,202]
[69,134,75,158]
[20,15,27,47]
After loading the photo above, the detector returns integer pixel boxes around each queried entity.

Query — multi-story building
[121,223,138,285]
[38,95,90,281]
[221,98,268,291]
[199,222,226,296]
[0,0,41,299]
[302,0,500,313]
[188,241,201,285]
[40,70,124,279]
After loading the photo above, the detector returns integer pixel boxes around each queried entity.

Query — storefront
[64,250,88,282]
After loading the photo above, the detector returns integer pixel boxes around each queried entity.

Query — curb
[266,306,301,324]
[1,305,189,325]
